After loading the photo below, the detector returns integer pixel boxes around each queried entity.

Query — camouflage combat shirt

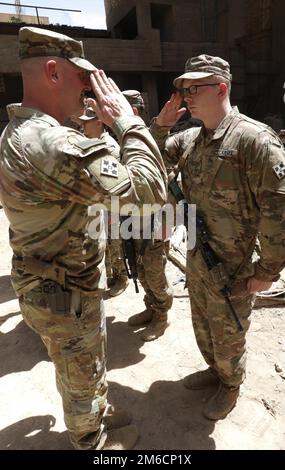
[0,104,167,295]
[150,107,285,283]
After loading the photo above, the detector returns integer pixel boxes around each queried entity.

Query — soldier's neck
[203,102,232,130]
[22,96,64,124]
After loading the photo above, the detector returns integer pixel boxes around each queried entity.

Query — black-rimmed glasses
[180,83,221,97]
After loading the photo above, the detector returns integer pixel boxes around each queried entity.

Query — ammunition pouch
[40,280,71,316]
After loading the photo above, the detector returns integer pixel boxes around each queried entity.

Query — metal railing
[0,2,81,25]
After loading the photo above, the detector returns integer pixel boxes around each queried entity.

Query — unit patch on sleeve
[273,162,285,180]
[101,159,119,178]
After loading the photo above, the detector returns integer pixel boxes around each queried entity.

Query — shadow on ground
[0,415,72,450]
[0,275,16,304]
[0,318,50,377]
[106,315,146,370]
[108,379,216,450]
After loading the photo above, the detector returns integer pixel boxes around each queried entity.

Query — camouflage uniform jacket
[150,107,285,283]
[0,104,167,295]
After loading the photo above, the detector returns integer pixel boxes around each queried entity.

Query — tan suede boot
[140,314,169,342]
[183,368,219,390]
[103,424,139,450]
[109,275,129,297]
[203,384,240,420]
[128,308,153,326]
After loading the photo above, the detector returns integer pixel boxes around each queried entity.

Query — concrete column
[136,1,151,38]
[142,73,159,123]
[271,0,285,121]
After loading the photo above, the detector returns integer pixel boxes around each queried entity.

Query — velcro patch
[101,159,119,178]
[273,162,285,180]
[74,137,102,151]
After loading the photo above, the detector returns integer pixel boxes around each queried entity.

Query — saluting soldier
[0,27,167,449]
[150,54,285,420]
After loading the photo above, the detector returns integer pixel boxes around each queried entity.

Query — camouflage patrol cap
[19,26,95,72]
[173,54,232,88]
[78,107,98,121]
[122,90,145,108]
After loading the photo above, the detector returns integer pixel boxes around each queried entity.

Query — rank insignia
[101,159,119,178]
[273,162,285,180]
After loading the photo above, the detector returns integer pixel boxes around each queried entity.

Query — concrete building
[0,12,49,25]
[0,0,284,132]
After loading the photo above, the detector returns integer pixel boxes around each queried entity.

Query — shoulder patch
[273,162,285,180]
[88,154,130,193]
[101,159,119,178]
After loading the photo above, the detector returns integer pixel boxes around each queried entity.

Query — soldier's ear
[218,83,227,98]
[45,60,58,83]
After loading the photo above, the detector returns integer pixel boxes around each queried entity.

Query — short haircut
[211,74,231,95]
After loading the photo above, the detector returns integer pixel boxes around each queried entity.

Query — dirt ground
[0,207,284,450]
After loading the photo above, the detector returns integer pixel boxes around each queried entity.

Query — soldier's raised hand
[156,93,186,127]
[89,69,134,127]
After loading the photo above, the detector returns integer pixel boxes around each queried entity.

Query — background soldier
[150,54,285,420]
[122,90,173,342]
[0,27,167,449]
[78,107,129,296]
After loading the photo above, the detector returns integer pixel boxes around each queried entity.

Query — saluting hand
[89,69,134,127]
[156,92,186,127]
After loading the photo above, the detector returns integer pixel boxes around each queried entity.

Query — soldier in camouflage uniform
[150,55,285,420]
[78,107,129,297]
[122,90,173,342]
[0,27,167,449]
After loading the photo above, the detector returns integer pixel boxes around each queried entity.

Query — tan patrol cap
[173,54,232,89]
[19,26,95,72]
[78,107,98,121]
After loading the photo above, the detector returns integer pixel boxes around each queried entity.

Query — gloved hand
[170,224,187,250]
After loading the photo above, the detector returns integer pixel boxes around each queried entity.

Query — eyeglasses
[180,83,221,97]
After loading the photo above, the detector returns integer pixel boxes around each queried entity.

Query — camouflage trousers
[105,238,126,279]
[19,286,107,450]
[136,240,173,316]
[187,278,255,388]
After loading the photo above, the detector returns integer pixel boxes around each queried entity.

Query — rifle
[169,177,243,332]
[120,215,139,293]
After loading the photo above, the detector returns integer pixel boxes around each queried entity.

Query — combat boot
[128,308,153,326]
[104,405,132,430]
[103,424,139,450]
[140,313,169,342]
[109,275,129,297]
[183,368,219,390]
[203,383,240,420]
